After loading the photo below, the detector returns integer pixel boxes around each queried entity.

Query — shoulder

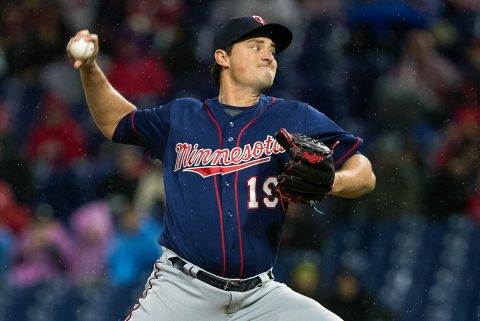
[267,96,305,108]
[162,97,203,109]
[138,98,203,116]
[268,96,321,114]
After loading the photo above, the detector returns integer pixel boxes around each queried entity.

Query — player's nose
[261,49,275,62]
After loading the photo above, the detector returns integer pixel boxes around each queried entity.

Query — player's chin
[257,81,273,92]
[257,75,275,91]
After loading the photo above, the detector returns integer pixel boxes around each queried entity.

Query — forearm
[330,154,376,198]
[80,62,136,140]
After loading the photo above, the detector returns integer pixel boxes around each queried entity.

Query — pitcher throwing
[67,15,376,321]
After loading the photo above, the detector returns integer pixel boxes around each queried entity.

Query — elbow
[352,172,375,198]
[365,172,376,194]
[360,157,376,195]
[354,170,376,198]
[331,170,376,198]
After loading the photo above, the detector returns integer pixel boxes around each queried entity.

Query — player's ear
[214,49,229,68]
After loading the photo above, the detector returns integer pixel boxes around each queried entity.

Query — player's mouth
[258,64,272,69]
[258,65,275,75]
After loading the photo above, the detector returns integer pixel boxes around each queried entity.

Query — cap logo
[252,15,266,25]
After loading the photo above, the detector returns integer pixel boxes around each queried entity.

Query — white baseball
[69,37,95,61]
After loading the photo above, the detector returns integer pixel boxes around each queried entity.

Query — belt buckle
[224,279,242,291]
[223,279,230,291]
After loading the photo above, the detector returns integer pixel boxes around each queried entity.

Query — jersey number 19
[247,177,278,209]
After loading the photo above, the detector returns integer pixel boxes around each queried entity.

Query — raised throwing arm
[67,30,136,140]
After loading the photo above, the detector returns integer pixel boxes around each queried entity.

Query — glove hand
[273,128,335,205]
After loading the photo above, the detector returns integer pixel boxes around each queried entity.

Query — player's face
[227,37,277,91]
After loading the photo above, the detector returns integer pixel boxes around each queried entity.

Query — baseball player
[67,16,375,321]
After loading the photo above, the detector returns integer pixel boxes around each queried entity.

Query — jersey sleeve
[112,105,171,159]
[304,104,363,169]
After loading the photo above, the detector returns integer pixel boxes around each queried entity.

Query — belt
[168,257,273,292]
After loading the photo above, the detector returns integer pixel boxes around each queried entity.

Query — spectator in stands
[25,92,86,167]
[345,132,426,218]
[133,159,166,243]
[436,0,480,63]
[374,28,462,131]
[57,0,99,33]
[2,0,69,77]
[0,180,31,236]
[9,203,74,287]
[134,160,165,219]
[281,203,329,251]
[0,223,14,278]
[427,107,480,218]
[466,171,480,223]
[296,0,347,118]
[123,0,186,56]
[324,268,396,321]
[343,1,429,120]
[107,201,161,285]
[96,145,148,202]
[69,200,114,286]
[288,260,323,303]
[107,25,173,108]
[133,0,202,97]
[0,135,33,205]
[458,37,480,108]
[0,98,33,205]
[25,91,87,217]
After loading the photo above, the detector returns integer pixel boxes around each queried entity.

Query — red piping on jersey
[234,97,276,278]
[204,102,227,276]
[125,261,161,320]
[334,137,361,166]
[130,111,140,138]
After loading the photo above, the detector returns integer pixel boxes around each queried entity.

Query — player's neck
[218,84,261,107]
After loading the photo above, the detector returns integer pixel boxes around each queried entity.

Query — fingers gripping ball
[274,128,336,205]
[69,37,94,61]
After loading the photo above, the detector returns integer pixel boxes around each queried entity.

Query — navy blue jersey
[113,95,362,278]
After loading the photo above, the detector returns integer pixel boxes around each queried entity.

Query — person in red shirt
[25,92,86,168]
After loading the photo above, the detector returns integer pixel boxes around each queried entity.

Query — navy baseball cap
[213,16,293,53]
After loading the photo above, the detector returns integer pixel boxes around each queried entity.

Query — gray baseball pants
[125,247,342,321]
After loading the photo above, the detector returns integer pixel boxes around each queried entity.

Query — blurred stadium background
[0,0,479,320]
